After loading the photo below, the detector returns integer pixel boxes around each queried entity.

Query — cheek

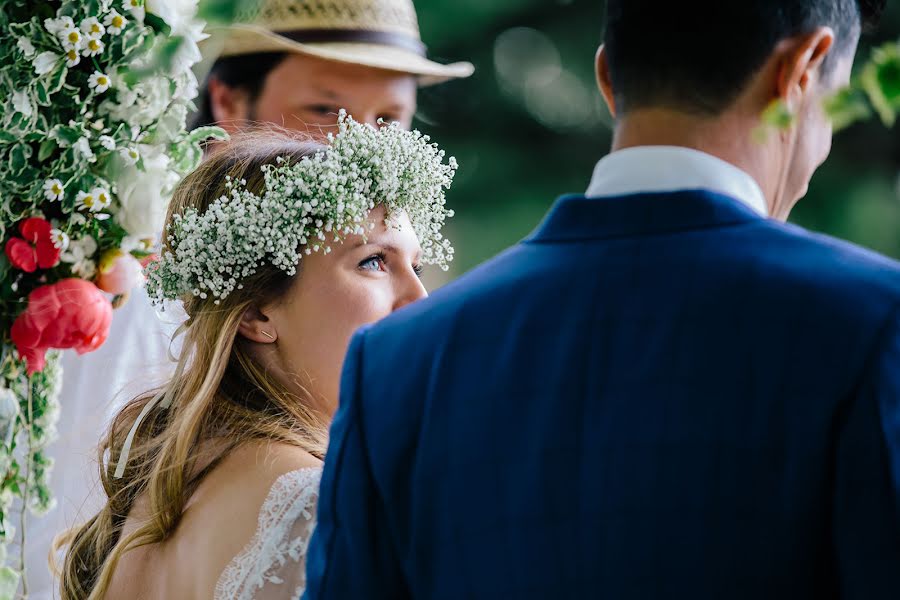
[279,274,395,394]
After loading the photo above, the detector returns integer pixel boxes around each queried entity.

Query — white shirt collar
[585,146,769,217]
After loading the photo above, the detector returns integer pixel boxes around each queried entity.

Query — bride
[56,115,456,600]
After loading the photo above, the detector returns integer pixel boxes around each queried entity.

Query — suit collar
[526,190,765,243]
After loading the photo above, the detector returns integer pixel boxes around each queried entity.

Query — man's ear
[595,44,617,118]
[208,77,252,135]
[238,304,277,344]
[774,27,835,106]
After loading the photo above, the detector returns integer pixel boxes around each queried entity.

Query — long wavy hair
[55,133,331,600]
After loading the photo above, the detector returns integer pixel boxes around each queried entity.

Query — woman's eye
[413,264,424,278]
[359,255,387,272]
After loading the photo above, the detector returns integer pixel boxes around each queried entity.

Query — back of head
[603,0,885,115]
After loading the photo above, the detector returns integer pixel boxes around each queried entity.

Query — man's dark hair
[189,52,288,129]
[603,0,886,115]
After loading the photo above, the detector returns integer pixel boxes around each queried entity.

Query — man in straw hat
[193,0,473,134]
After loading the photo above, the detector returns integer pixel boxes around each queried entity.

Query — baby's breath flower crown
[146,112,457,305]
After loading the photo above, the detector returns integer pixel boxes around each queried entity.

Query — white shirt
[585,146,769,217]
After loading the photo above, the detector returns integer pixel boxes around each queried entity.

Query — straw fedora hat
[209,0,474,86]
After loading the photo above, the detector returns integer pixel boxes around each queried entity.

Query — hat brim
[209,24,474,87]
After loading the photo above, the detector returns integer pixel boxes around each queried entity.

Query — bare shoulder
[169,442,322,595]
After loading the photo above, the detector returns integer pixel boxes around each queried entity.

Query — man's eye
[359,254,387,272]
[305,105,338,116]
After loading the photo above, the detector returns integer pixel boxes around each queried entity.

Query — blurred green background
[407,0,900,279]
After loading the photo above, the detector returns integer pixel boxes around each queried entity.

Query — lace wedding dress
[214,467,322,600]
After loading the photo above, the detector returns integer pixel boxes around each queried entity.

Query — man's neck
[610,108,780,214]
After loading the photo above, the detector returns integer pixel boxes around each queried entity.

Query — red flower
[4,217,62,273]
[11,279,113,375]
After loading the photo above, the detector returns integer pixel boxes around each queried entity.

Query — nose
[393,270,428,311]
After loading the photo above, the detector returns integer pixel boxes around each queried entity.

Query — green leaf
[8,144,31,177]
[38,139,56,162]
[0,566,19,600]
[824,86,872,131]
[46,62,68,95]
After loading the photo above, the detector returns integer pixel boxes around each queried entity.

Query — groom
[306,1,899,598]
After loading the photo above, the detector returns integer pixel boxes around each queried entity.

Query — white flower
[89,71,111,93]
[61,27,84,50]
[44,179,65,201]
[81,17,106,37]
[92,187,113,210]
[72,258,97,279]
[104,10,127,34]
[120,146,140,165]
[82,35,104,57]
[125,0,146,22]
[45,16,75,35]
[17,37,35,57]
[76,190,99,212]
[63,48,80,67]
[99,135,117,150]
[101,75,172,127]
[50,229,70,251]
[12,90,33,117]
[147,0,200,35]
[74,137,96,163]
[33,51,58,76]
[116,152,178,238]
[146,114,457,304]
[61,235,98,263]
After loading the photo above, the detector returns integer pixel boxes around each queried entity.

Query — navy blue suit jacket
[305,190,900,599]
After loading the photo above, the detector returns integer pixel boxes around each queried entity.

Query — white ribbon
[113,321,189,479]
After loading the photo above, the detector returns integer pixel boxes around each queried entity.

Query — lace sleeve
[214,467,322,600]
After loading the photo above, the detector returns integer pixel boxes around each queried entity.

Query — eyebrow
[352,240,422,262]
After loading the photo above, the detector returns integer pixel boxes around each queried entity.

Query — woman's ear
[238,305,278,343]
[596,44,617,118]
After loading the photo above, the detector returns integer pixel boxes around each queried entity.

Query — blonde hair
[55,133,330,600]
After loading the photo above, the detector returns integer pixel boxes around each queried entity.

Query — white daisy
[125,0,145,22]
[82,35,104,57]
[104,10,127,34]
[60,27,84,51]
[76,190,99,212]
[43,179,65,201]
[92,187,112,210]
[88,71,111,93]
[120,146,140,165]
[64,48,81,67]
[80,17,106,37]
[50,229,70,251]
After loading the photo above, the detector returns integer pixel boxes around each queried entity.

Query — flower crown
[146,112,457,306]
